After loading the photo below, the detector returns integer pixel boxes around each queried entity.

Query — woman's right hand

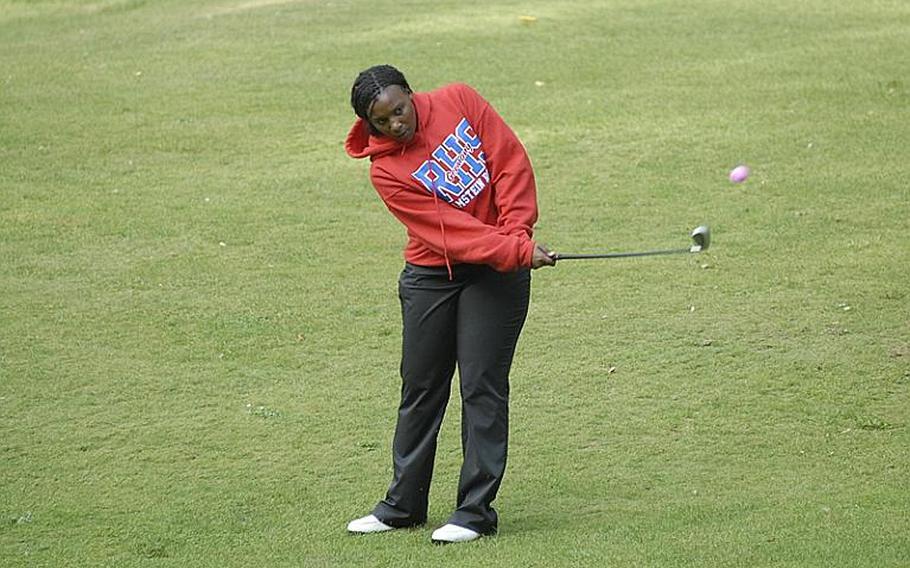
[531,243,557,269]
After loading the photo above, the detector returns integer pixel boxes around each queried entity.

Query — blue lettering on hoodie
[411,118,489,209]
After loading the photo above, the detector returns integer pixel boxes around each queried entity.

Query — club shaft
[554,247,692,260]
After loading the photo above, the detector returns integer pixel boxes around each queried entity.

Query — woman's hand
[531,243,557,269]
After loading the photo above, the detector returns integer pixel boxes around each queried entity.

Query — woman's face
[368,85,417,143]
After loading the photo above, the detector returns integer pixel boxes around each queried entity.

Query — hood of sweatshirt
[345,92,430,160]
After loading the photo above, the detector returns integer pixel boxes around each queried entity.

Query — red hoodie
[345,83,538,273]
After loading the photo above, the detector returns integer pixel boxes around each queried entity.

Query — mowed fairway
[2,0,908,565]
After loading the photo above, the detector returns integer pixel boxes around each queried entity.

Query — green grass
[2,0,908,565]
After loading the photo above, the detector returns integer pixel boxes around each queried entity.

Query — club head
[690,225,710,252]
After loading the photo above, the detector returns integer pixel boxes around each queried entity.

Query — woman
[344,64,555,544]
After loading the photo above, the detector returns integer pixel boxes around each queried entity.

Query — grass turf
[1,0,908,565]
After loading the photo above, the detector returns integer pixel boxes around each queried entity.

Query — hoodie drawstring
[421,133,453,281]
[430,181,454,281]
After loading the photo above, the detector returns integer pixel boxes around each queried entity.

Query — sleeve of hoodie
[455,83,539,242]
[371,166,536,272]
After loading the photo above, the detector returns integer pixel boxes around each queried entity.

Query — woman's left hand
[531,243,557,269]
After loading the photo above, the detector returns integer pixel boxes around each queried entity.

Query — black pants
[372,263,531,535]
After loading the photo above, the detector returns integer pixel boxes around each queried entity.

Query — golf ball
[729,165,750,183]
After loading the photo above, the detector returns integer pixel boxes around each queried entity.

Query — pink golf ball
[729,165,750,183]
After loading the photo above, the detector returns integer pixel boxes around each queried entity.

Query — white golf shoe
[430,523,482,544]
[347,514,394,534]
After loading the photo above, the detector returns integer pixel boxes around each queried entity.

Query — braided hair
[350,65,412,127]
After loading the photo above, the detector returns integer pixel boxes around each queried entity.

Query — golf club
[552,225,710,260]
